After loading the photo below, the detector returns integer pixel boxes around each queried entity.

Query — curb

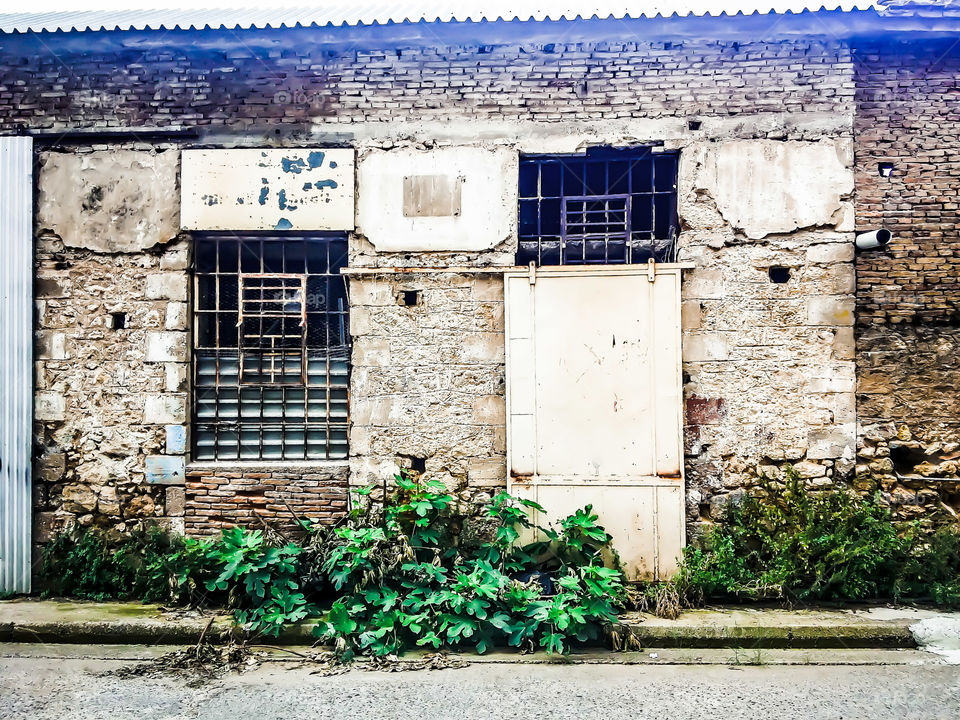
[613,620,917,649]
[1,616,917,650]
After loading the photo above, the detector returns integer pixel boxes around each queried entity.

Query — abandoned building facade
[1,2,959,588]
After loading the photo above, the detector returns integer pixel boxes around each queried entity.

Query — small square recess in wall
[402,175,462,217]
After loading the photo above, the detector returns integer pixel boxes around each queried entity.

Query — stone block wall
[677,136,857,534]
[10,25,868,545]
[184,465,349,536]
[32,148,190,544]
[853,39,960,521]
[348,273,506,506]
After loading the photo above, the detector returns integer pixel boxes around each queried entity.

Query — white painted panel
[513,480,679,582]
[655,484,686,577]
[0,136,33,594]
[532,270,658,478]
[505,265,685,580]
[356,146,516,252]
[652,272,683,477]
[181,148,354,231]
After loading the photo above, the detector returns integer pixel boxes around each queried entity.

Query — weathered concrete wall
[356,147,517,253]
[691,139,854,240]
[33,149,190,543]
[36,150,180,253]
[18,31,866,543]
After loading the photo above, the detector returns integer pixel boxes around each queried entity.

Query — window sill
[186,460,349,474]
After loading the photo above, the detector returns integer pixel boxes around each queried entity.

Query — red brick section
[854,39,960,442]
[184,467,349,536]
[0,30,852,133]
[854,39,960,326]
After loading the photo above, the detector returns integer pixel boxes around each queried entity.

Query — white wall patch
[181,148,354,231]
[357,146,517,252]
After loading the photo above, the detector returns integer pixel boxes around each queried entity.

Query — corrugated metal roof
[0,3,884,35]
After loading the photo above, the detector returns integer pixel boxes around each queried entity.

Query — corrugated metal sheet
[0,2,883,34]
[0,136,33,595]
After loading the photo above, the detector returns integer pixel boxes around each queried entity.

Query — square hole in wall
[768,266,791,284]
[110,311,127,329]
[399,290,421,306]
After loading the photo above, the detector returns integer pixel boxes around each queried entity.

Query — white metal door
[0,136,33,594]
[504,263,685,581]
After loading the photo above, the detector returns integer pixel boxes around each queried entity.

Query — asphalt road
[1,647,959,720]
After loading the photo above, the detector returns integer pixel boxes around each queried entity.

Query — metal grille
[192,235,349,461]
[517,147,680,266]
[238,273,307,385]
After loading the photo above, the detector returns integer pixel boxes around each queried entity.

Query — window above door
[517,147,680,266]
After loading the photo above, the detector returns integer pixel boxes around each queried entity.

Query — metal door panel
[505,264,684,581]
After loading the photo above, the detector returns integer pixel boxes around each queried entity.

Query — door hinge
[528,261,537,285]
[647,258,656,282]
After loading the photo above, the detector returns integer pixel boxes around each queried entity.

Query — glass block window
[517,147,680,266]
[192,235,349,461]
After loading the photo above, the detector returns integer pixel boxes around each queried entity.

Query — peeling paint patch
[281,156,307,174]
[181,148,354,231]
[691,139,853,239]
[37,149,180,252]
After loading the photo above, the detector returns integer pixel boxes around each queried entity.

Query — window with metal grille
[517,147,680,266]
[192,235,349,461]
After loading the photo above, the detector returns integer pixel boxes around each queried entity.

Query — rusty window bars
[192,235,349,462]
[517,147,680,266]
[237,273,308,385]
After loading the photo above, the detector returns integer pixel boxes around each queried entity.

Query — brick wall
[0,31,852,133]
[853,39,960,521]
[854,39,960,325]
[184,466,349,536]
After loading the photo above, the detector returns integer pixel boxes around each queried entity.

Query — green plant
[40,523,188,602]
[40,523,315,637]
[314,476,626,658]
[201,527,315,636]
[650,467,960,610]
[899,526,960,607]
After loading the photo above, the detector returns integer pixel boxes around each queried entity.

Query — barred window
[517,147,680,266]
[192,235,349,461]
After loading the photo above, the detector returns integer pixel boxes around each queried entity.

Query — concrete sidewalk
[2,599,957,650]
